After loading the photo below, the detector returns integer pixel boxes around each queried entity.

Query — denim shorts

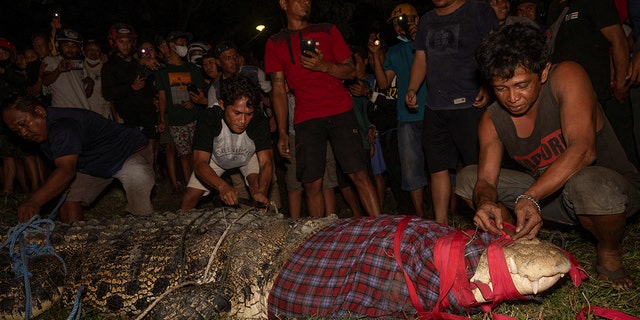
[397,121,427,190]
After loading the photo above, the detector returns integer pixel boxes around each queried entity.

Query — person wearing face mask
[366,4,428,218]
[83,40,111,119]
[187,42,208,69]
[155,31,206,190]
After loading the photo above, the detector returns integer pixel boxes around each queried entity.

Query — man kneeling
[456,23,640,289]
[180,74,273,209]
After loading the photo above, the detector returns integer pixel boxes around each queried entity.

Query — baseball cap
[387,3,418,23]
[166,31,193,43]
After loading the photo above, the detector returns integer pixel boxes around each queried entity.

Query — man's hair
[1,94,41,115]
[220,74,262,109]
[475,23,549,81]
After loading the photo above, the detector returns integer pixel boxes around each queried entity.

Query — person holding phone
[101,23,158,148]
[367,3,428,218]
[265,0,381,218]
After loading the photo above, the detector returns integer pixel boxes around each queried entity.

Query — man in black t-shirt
[2,94,154,222]
[180,74,273,209]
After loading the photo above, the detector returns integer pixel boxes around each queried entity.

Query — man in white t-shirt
[41,29,92,110]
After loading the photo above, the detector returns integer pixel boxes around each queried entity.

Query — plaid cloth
[268,215,497,318]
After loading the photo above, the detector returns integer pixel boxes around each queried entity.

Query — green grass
[2,180,639,319]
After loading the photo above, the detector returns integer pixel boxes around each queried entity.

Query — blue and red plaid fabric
[268,215,497,318]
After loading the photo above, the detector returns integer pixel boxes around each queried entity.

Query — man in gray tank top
[456,23,640,289]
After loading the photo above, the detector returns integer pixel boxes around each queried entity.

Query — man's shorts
[285,134,338,191]
[455,165,640,225]
[187,154,260,196]
[397,120,426,190]
[294,110,368,183]
[423,107,484,173]
[169,121,197,157]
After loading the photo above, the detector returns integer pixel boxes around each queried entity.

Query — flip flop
[593,259,635,290]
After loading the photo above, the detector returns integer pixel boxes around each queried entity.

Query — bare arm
[405,50,427,109]
[367,33,396,89]
[157,90,167,133]
[300,50,355,80]
[472,112,510,235]
[602,23,631,102]
[192,149,237,205]
[514,61,598,239]
[247,149,274,204]
[270,71,290,158]
[18,154,78,221]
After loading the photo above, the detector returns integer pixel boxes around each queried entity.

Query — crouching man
[455,23,640,289]
[180,74,273,209]
[2,95,154,223]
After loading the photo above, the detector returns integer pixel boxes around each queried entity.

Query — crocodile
[0,208,578,319]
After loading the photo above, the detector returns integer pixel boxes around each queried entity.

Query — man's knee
[455,165,478,200]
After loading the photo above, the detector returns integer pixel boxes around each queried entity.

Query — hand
[300,48,329,72]
[473,85,490,108]
[251,191,269,206]
[629,53,640,85]
[188,89,207,105]
[57,59,70,72]
[218,183,239,206]
[405,89,418,109]
[513,198,543,240]
[131,76,146,91]
[18,201,41,222]
[269,117,277,133]
[348,81,368,97]
[408,19,419,41]
[367,33,382,53]
[613,83,629,103]
[83,76,95,98]
[157,120,166,133]
[140,57,162,70]
[182,100,195,110]
[473,201,507,235]
[277,134,291,159]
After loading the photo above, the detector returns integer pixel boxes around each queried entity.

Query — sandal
[593,259,635,290]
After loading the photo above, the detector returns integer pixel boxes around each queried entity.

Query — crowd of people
[1,0,640,289]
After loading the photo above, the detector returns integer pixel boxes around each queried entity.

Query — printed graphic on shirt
[427,24,460,56]
[212,120,256,170]
[168,72,192,105]
[513,129,566,175]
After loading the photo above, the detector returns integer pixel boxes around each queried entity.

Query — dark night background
[0,0,433,61]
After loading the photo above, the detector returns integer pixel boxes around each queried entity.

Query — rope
[1,215,66,319]
[66,285,85,320]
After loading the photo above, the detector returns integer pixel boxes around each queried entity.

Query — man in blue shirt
[2,94,154,222]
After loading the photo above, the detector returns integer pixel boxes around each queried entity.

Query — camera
[62,59,83,71]
[396,14,411,37]
[300,38,316,58]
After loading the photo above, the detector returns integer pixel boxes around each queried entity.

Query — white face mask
[174,45,188,58]
[85,57,101,65]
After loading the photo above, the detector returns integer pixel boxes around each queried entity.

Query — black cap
[166,31,193,43]
[212,41,237,58]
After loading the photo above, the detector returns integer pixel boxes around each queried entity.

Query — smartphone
[53,12,60,18]
[300,38,316,58]
[397,14,411,36]
[187,84,199,94]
